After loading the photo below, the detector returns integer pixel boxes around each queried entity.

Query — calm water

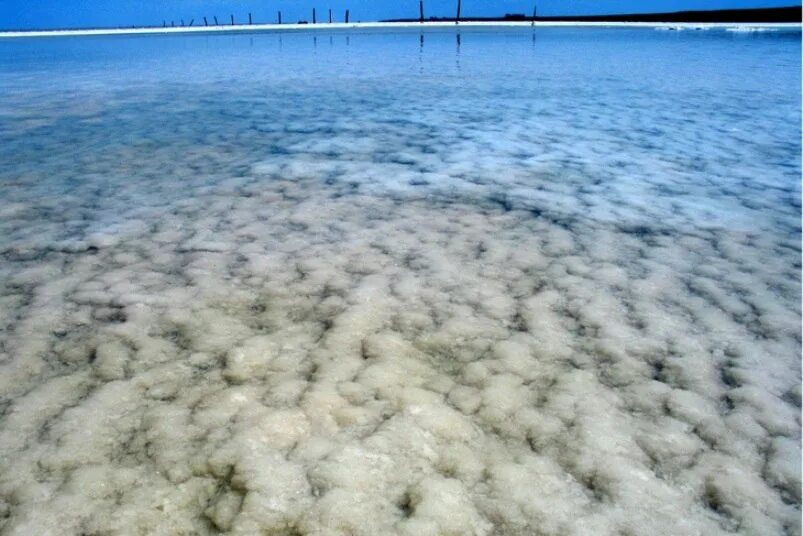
[0,27,800,535]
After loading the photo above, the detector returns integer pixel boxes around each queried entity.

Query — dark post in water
[203,16,208,26]
[278,11,282,24]
[419,0,424,23]
[189,19,194,26]
[456,0,461,24]
[249,13,252,25]
[230,14,234,25]
[345,9,350,23]
[313,8,317,24]
[531,5,537,26]
[213,16,218,25]
[329,9,333,23]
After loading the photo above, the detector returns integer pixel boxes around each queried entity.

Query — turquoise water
[0,27,800,535]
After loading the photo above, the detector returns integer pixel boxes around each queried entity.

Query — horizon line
[0,4,799,34]
[0,20,800,39]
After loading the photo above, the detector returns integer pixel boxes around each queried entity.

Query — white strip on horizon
[0,21,800,38]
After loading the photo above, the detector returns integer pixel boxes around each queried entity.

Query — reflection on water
[0,27,800,535]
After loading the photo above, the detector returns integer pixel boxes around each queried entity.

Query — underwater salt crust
[0,172,799,535]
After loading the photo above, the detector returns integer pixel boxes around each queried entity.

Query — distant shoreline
[389,6,802,24]
[0,4,799,36]
[0,20,800,39]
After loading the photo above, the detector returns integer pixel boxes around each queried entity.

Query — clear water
[0,27,800,535]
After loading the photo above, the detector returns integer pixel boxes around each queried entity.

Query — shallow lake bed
[0,26,800,535]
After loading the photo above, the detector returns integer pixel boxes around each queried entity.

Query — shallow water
[0,27,800,535]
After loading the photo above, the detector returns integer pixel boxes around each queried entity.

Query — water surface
[0,27,800,535]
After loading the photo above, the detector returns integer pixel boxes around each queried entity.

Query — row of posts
[312,8,346,24]
[162,9,350,28]
[160,3,537,28]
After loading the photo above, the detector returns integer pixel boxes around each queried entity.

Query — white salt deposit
[0,178,798,535]
[0,22,798,40]
[0,26,799,536]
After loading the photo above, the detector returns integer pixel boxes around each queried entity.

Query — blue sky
[0,1,797,30]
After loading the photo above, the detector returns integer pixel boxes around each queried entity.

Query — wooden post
[456,0,461,24]
[213,16,219,25]
[329,9,332,23]
[345,9,349,23]
[419,0,424,23]
[204,16,208,26]
[278,11,282,24]
[249,12,252,24]
[313,8,316,24]
[230,14,234,25]
[189,19,194,26]
[531,5,536,26]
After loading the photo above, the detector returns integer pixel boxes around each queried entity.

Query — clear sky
[0,0,797,30]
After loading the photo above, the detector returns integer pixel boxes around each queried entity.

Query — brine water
[0,26,800,535]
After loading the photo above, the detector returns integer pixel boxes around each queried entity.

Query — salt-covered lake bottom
[0,27,800,535]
